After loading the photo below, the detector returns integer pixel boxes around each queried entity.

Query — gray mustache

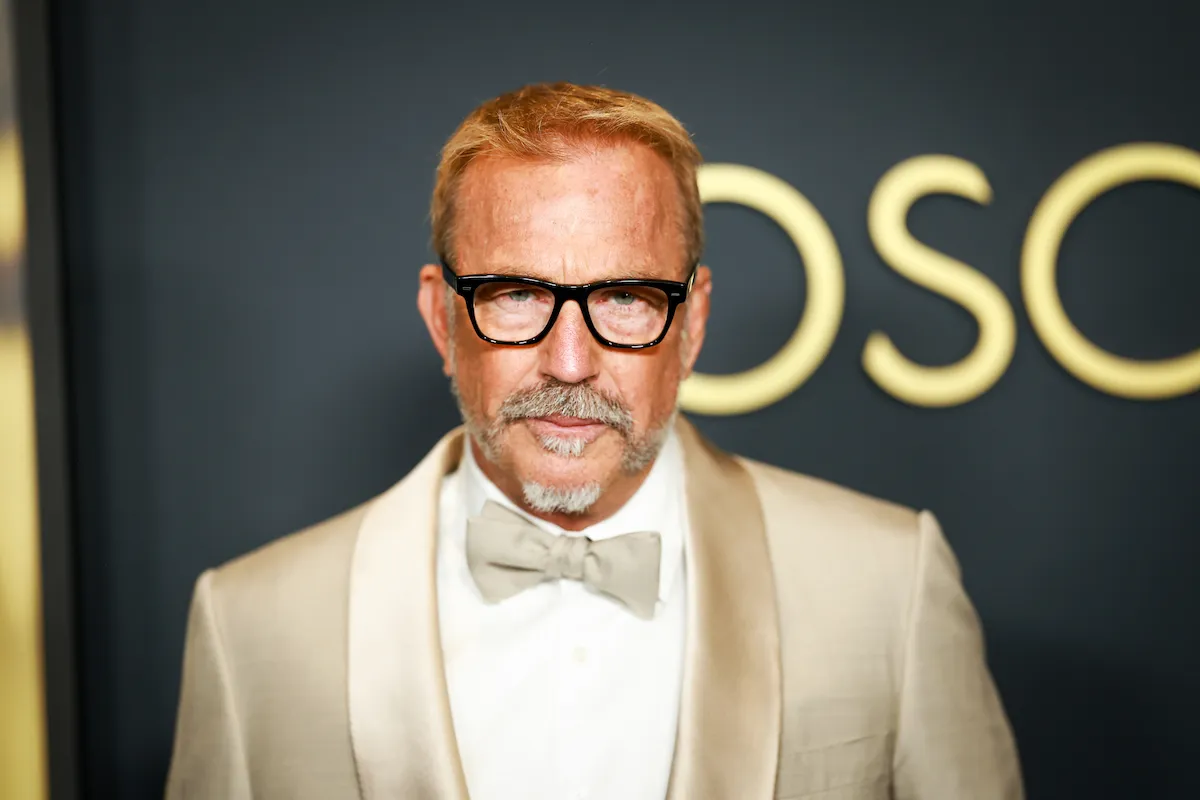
[496,380,633,435]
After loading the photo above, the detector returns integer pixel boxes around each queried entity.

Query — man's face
[418,142,711,517]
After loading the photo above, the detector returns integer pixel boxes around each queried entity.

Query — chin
[520,478,603,516]
[516,451,618,491]
[509,445,616,516]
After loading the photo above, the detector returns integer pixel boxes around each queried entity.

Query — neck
[469,438,656,531]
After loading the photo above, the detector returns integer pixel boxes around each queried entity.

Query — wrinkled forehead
[453,144,688,281]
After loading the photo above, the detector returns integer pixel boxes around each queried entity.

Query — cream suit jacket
[165,418,1023,800]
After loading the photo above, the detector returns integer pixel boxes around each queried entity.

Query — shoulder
[737,458,935,673]
[203,427,466,610]
[210,502,369,598]
[199,503,370,639]
[168,502,376,692]
[738,457,925,602]
[741,456,919,538]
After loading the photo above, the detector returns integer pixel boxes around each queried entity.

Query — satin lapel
[667,417,783,800]
[348,428,469,800]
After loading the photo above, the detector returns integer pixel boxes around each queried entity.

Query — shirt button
[572,646,588,664]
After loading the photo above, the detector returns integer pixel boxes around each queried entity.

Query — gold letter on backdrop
[865,155,1016,406]
[0,128,47,799]
[679,164,844,415]
[1023,142,1200,399]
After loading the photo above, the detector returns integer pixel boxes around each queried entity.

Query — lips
[524,415,608,443]
[537,415,602,427]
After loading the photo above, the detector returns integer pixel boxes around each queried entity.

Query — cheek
[605,350,684,423]
[455,342,540,414]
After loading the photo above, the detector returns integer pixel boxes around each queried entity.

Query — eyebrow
[476,264,672,283]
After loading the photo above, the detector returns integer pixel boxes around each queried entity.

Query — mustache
[495,380,634,435]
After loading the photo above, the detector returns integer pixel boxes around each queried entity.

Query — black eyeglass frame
[441,261,697,349]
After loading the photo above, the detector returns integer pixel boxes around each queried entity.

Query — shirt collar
[459,428,687,603]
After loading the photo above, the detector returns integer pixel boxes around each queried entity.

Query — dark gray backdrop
[52,0,1200,797]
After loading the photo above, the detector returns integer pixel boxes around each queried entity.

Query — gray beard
[520,481,603,515]
[450,377,676,515]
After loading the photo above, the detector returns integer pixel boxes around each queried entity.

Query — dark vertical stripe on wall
[15,0,81,797]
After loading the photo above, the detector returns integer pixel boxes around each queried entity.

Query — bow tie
[465,500,662,619]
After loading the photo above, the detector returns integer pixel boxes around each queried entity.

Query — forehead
[453,142,686,279]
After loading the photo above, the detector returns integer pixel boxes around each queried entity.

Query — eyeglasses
[441,261,696,349]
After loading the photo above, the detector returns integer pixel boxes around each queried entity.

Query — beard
[450,376,675,515]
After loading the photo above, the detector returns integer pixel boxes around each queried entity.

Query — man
[166,82,1023,800]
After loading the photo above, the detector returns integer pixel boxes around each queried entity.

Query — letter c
[1022,143,1200,399]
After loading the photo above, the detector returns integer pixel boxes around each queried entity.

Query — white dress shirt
[436,430,689,800]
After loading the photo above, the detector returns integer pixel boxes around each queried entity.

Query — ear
[680,265,712,378]
[417,263,455,377]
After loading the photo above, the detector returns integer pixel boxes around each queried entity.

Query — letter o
[680,164,845,415]
[1022,143,1200,399]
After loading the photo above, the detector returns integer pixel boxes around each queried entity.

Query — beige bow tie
[465,500,662,619]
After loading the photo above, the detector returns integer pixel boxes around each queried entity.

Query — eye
[610,291,638,306]
[501,288,537,303]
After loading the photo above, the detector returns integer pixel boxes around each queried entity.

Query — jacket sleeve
[164,570,252,800]
[892,511,1024,800]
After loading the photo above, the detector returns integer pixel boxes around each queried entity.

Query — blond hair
[431,82,703,270]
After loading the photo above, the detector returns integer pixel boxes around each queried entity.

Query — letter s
[865,155,1017,407]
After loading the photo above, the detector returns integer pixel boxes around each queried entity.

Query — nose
[539,300,600,384]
